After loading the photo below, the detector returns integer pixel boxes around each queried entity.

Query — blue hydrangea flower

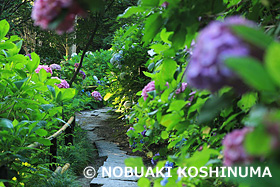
[186,16,258,92]
[160,174,169,186]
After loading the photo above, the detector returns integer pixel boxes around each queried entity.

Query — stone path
[75,107,139,187]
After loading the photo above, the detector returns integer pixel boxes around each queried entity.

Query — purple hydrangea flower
[141,130,147,137]
[127,127,135,132]
[31,0,86,34]
[26,54,32,60]
[50,64,61,70]
[91,91,102,101]
[185,16,257,92]
[35,65,53,75]
[223,127,254,166]
[79,70,86,79]
[151,153,160,165]
[51,77,70,88]
[141,81,155,101]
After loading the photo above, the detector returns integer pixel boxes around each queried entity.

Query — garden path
[76,107,138,187]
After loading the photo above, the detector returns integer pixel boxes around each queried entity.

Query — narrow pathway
[75,107,138,187]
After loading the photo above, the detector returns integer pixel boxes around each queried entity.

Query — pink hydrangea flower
[35,65,53,75]
[31,0,86,34]
[142,81,155,101]
[50,64,61,70]
[175,82,188,94]
[223,127,254,166]
[51,77,70,88]
[74,63,82,68]
[91,91,102,101]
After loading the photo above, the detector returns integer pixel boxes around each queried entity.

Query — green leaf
[0,20,9,40]
[244,127,271,156]
[104,93,113,101]
[41,104,54,111]
[14,78,28,90]
[26,52,40,73]
[265,42,280,87]
[35,129,48,137]
[125,157,146,169]
[161,131,169,139]
[37,138,52,146]
[118,7,146,19]
[47,85,56,98]
[143,13,163,45]
[138,177,150,187]
[231,25,273,49]
[237,92,258,112]
[59,88,76,102]
[141,0,159,7]
[225,57,276,92]
[160,112,181,129]
[0,118,13,129]
[39,68,48,82]
[161,59,177,82]
[167,100,188,112]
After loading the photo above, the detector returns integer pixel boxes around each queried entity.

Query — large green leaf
[0,118,13,129]
[161,59,177,82]
[0,20,9,40]
[231,25,273,49]
[225,57,276,92]
[14,78,28,90]
[265,42,280,87]
[143,13,163,45]
[237,92,258,112]
[26,52,40,73]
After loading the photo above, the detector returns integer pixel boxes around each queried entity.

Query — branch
[69,21,100,87]
[68,0,115,87]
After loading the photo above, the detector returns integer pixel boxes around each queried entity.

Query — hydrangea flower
[160,174,169,186]
[51,77,70,88]
[75,63,82,68]
[185,16,257,92]
[141,130,147,137]
[127,127,135,132]
[35,65,53,75]
[79,70,86,79]
[26,54,32,60]
[151,153,160,165]
[50,64,61,70]
[175,82,188,94]
[31,0,86,34]
[223,127,254,166]
[91,91,102,101]
[165,161,174,169]
[142,81,155,101]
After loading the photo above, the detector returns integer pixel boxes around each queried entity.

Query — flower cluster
[35,65,53,75]
[186,16,257,92]
[79,70,86,79]
[142,81,155,101]
[175,82,188,94]
[91,91,102,101]
[223,127,253,166]
[51,77,70,88]
[74,63,81,68]
[31,0,86,34]
[50,64,61,70]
